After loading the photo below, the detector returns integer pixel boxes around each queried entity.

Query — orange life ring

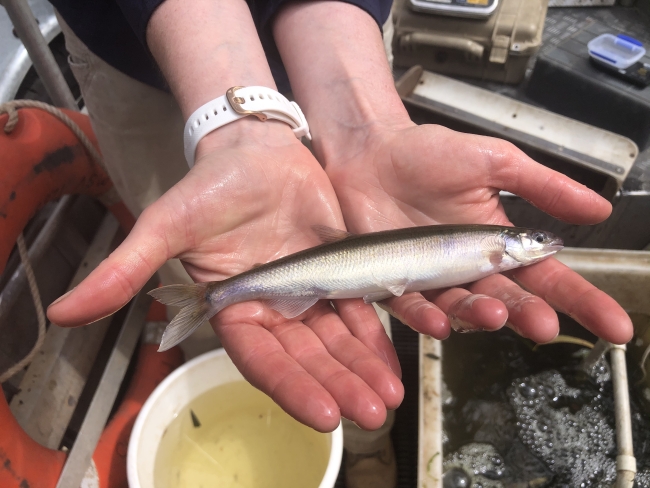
[0,106,183,488]
[91,300,183,488]
[0,106,135,274]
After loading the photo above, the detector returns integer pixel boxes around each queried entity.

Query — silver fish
[149,225,563,351]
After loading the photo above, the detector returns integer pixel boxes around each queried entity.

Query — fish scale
[149,224,563,351]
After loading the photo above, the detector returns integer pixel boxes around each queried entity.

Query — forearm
[273,2,412,166]
[147,0,297,156]
[147,0,274,117]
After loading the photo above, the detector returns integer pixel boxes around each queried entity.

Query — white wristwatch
[183,86,312,167]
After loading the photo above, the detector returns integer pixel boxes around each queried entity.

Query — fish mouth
[524,237,564,262]
[547,237,564,253]
[538,237,564,258]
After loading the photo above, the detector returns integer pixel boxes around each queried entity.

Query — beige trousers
[57,14,220,358]
[58,14,395,449]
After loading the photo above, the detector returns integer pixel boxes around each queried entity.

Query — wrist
[186,86,311,165]
[307,80,413,170]
[194,117,300,164]
[273,1,413,169]
[147,0,277,119]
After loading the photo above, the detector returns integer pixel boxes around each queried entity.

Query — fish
[149,224,563,351]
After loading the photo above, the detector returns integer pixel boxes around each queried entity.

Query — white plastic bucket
[127,348,343,488]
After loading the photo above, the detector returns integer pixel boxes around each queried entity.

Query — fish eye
[532,232,545,243]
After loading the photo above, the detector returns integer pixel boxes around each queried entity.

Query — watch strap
[183,86,311,167]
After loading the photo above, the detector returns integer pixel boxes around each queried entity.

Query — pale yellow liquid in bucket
[154,381,330,488]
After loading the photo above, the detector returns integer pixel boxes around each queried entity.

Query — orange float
[92,300,183,488]
[0,105,183,488]
[0,106,135,274]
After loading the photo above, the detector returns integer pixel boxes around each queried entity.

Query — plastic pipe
[610,344,636,488]
[2,0,77,110]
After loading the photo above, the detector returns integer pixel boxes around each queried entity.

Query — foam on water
[441,328,650,487]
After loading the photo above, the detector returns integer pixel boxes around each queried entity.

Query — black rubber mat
[335,318,420,487]
[391,319,420,487]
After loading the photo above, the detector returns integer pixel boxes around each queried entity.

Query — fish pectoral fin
[363,291,395,304]
[312,225,354,244]
[261,297,319,319]
[480,235,506,266]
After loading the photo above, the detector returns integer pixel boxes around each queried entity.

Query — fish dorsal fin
[262,297,319,319]
[480,235,506,266]
[312,225,354,244]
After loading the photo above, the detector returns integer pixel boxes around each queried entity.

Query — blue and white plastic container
[588,33,646,70]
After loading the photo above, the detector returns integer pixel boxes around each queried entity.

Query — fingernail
[379,351,395,372]
[448,294,489,317]
[50,287,75,307]
[449,314,477,333]
[466,294,492,307]
[382,352,403,380]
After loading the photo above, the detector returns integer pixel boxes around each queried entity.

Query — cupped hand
[47,122,403,432]
[325,122,633,345]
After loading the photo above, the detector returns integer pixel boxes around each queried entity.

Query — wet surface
[442,320,650,487]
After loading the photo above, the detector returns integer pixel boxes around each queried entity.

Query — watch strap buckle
[226,86,268,121]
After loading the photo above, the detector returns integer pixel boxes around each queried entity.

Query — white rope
[0,99,107,383]
[0,234,47,383]
[0,99,103,165]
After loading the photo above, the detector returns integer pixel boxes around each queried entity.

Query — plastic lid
[587,33,646,70]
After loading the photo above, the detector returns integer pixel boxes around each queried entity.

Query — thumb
[47,207,177,327]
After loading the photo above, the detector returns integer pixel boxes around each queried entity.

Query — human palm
[47,136,403,432]
[326,123,633,345]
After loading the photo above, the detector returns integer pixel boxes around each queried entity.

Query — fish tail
[148,283,222,352]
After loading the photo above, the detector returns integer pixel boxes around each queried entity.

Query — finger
[312,300,404,410]
[382,293,451,339]
[275,305,388,430]
[422,288,508,333]
[214,302,341,432]
[333,299,402,379]
[511,258,633,344]
[487,139,612,224]
[47,204,175,327]
[468,274,559,343]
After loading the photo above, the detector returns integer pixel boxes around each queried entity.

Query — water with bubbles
[440,320,650,488]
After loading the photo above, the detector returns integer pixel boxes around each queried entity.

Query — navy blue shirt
[50,0,392,93]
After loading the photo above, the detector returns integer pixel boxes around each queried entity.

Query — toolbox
[392,0,549,84]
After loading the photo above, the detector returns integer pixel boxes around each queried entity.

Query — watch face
[409,0,499,17]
